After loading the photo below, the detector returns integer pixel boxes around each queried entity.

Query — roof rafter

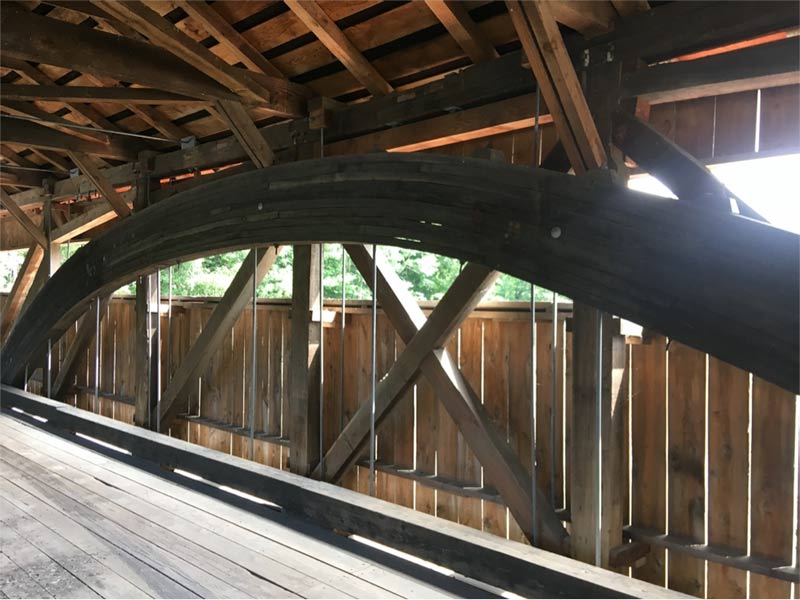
[94,0,307,117]
[173,0,284,79]
[285,0,393,97]
[423,0,498,64]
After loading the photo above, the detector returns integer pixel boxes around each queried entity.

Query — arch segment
[2,154,797,392]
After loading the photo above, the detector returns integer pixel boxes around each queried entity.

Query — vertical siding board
[667,342,706,597]
[750,377,796,599]
[707,358,749,598]
[631,335,667,586]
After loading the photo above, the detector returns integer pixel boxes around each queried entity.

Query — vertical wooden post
[133,154,160,429]
[570,58,633,567]
[289,244,322,476]
[40,179,61,397]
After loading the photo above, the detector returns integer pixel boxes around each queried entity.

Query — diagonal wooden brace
[316,244,570,553]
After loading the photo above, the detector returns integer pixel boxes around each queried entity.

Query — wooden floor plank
[0,523,99,599]
[0,426,395,598]
[0,415,475,599]
[0,435,374,599]
[0,497,149,599]
[0,476,193,598]
[0,464,259,599]
[0,551,53,599]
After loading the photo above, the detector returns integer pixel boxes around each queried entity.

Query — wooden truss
[3,153,796,395]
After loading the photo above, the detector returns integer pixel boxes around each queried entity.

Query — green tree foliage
[0,244,568,302]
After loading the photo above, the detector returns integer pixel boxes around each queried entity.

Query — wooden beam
[612,109,765,221]
[288,244,322,476]
[610,0,650,18]
[50,202,122,244]
[214,101,275,169]
[0,243,44,341]
[1,100,112,144]
[329,93,552,154]
[0,116,138,162]
[1,85,205,105]
[548,0,616,35]
[1,4,241,103]
[622,36,800,104]
[2,154,796,394]
[95,0,307,117]
[67,151,132,218]
[51,296,111,402]
[174,0,284,79]
[1,57,122,133]
[160,247,280,429]
[0,189,47,248]
[506,0,585,171]
[423,0,498,63]
[336,244,570,553]
[1,144,40,171]
[317,263,496,478]
[521,1,607,170]
[284,0,393,97]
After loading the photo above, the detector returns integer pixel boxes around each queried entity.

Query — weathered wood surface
[3,153,796,395]
[622,37,800,104]
[0,412,500,599]
[0,389,685,599]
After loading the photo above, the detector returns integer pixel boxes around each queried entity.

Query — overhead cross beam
[160,247,281,429]
[1,85,205,105]
[424,0,499,64]
[1,4,242,103]
[285,0,393,97]
[1,57,122,134]
[0,116,138,162]
[94,0,308,118]
[1,100,113,144]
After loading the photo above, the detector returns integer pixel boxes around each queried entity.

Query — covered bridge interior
[0,0,798,598]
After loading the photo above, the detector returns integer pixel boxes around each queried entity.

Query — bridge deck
[0,413,490,599]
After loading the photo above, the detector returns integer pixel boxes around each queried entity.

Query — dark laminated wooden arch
[2,153,797,392]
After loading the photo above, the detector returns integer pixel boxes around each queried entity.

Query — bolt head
[550,226,562,239]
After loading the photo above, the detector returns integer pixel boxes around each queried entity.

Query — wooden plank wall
[25,295,796,598]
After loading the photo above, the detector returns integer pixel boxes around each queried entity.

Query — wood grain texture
[3,154,797,395]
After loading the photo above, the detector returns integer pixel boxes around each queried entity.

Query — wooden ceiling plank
[0,189,48,249]
[424,0,498,64]
[67,151,133,218]
[284,0,393,97]
[174,0,284,79]
[1,85,204,105]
